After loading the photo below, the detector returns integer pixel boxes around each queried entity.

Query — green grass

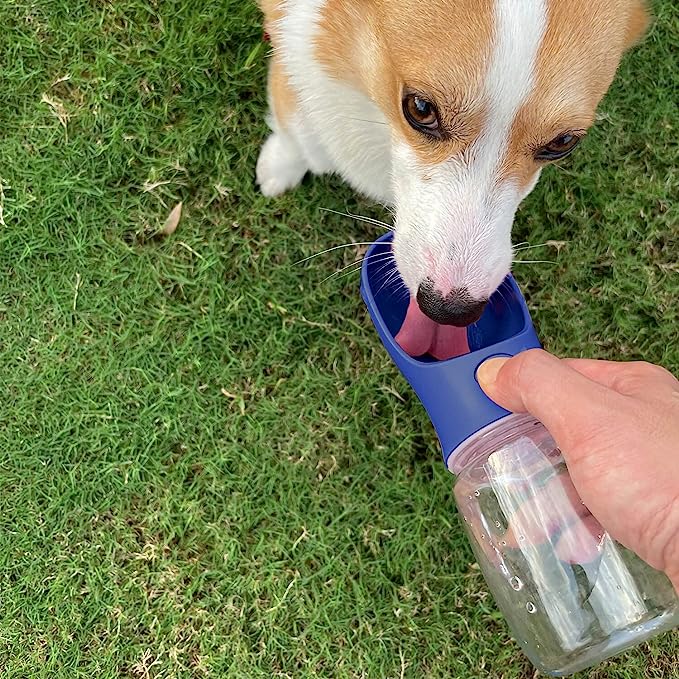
[0,1,677,677]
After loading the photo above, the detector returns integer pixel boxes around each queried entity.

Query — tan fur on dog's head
[314,0,648,323]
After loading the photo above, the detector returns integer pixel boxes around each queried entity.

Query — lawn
[0,1,677,677]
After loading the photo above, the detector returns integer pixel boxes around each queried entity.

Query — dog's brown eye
[402,94,440,137]
[535,133,581,161]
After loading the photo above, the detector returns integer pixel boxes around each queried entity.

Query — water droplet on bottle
[468,495,473,500]
[480,533,486,540]
[501,540,507,546]
[518,535,526,542]
[495,521,501,528]
[474,490,480,497]
[509,577,523,591]
[526,602,537,614]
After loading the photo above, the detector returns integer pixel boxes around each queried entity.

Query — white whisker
[320,263,363,284]
[321,252,392,284]
[332,266,367,283]
[294,242,376,265]
[513,259,557,265]
[319,207,393,231]
[513,243,552,253]
[494,285,510,309]
[375,265,405,297]
[513,241,569,253]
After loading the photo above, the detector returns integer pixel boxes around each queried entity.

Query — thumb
[477,349,621,452]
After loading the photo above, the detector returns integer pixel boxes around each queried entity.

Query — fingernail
[477,357,509,388]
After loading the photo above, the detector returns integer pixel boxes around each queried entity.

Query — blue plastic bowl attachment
[360,233,541,468]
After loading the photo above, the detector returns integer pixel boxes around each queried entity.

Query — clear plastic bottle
[451,413,679,676]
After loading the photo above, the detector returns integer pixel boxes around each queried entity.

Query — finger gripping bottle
[361,233,679,677]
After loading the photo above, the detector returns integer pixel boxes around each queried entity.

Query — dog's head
[361,0,648,326]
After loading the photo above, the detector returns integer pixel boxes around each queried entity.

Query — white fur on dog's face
[392,0,547,300]
[286,0,648,306]
[352,0,646,304]
[392,143,541,300]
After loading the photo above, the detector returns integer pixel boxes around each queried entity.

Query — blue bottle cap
[360,233,541,468]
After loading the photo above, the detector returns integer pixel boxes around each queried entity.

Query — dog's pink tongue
[431,324,470,360]
[395,297,470,360]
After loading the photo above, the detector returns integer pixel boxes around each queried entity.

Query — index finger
[563,358,679,398]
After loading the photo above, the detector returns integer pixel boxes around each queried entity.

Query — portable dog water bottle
[360,233,679,676]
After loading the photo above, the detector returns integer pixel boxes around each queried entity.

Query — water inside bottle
[456,435,679,674]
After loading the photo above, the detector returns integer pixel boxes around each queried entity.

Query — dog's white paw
[256,133,307,197]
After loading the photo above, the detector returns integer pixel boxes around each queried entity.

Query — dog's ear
[623,1,650,49]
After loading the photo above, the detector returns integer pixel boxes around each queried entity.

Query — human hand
[477,349,679,592]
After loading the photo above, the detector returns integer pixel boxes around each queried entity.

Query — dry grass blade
[41,93,69,130]
[0,178,8,227]
[160,202,183,236]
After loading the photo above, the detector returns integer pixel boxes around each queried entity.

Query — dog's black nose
[416,280,487,327]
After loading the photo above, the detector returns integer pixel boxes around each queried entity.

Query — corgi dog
[256,0,648,358]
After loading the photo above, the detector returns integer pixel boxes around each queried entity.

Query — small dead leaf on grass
[159,202,182,236]
[41,93,69,131]
[143,179,172,193]
[51,73,71,87]
[545,240,568,252]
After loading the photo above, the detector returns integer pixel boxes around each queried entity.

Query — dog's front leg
[256,58,309,197]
